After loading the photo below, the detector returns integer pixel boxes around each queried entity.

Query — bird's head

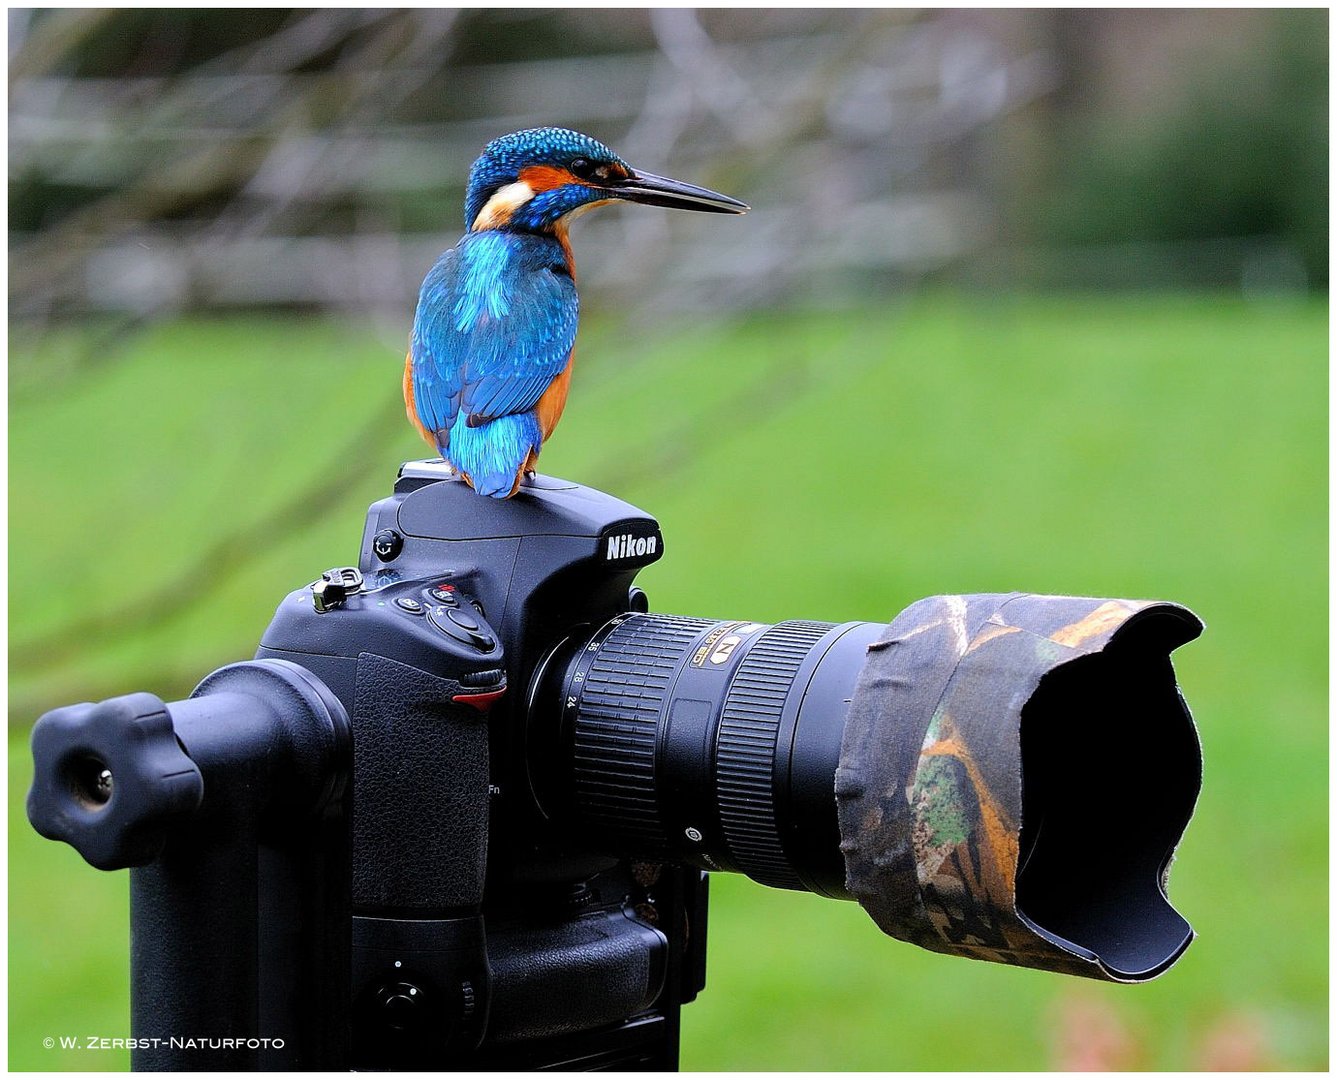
[465,127,748,234]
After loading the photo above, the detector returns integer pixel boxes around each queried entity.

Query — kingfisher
[404,127,748,497]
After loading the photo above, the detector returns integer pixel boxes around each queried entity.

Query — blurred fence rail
[10,7,1323,328]
[10,8,1057,324]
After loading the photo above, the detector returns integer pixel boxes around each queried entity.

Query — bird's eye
[569,158,611,183]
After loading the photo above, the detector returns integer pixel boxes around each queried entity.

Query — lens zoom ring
[572,614,713,850]
[716,621,834,889]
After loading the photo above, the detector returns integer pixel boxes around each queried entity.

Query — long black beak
[615,170,749,214]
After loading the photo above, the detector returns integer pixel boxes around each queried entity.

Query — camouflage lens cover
[835,593,1202,982]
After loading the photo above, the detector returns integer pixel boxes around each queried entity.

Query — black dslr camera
[29,462,1204,1070]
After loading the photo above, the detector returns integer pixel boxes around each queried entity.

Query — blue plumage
[446,412,544,498]
[409,231,577,495]
[405,126,747,498]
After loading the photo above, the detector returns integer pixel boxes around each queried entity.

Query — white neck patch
[472,181,536,231]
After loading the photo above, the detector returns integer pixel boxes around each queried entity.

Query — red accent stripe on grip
[452,688,507,712]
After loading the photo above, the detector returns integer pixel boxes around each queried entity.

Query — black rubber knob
[28,692,203,870]
[372,528,404,561]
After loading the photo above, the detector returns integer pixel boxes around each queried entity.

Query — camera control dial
[375,980,427,1031]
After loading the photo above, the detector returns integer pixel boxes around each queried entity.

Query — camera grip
[486,908,668,1044]
[351,653,490,913]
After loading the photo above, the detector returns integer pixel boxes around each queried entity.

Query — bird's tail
[448,411,542,498]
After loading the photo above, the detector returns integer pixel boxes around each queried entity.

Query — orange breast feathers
[404,351,434,449]
[534,352,575,441]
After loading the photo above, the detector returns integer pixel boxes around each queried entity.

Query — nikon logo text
[606,533,658,560]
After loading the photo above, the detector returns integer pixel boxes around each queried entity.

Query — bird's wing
[409,247,465,443]
[410,234,578,447]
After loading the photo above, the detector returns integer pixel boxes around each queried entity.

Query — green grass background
[9,294,1327,1069]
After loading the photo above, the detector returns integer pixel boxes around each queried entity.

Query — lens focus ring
[716,621,833,889]
[568,614,713,851]
[562,614,842,889]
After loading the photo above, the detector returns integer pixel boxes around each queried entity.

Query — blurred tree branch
[11,8,1322,329]
[8,7,116,83]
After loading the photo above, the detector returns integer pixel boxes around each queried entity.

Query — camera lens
[529,594,1202,983]
[533,613,883,898]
